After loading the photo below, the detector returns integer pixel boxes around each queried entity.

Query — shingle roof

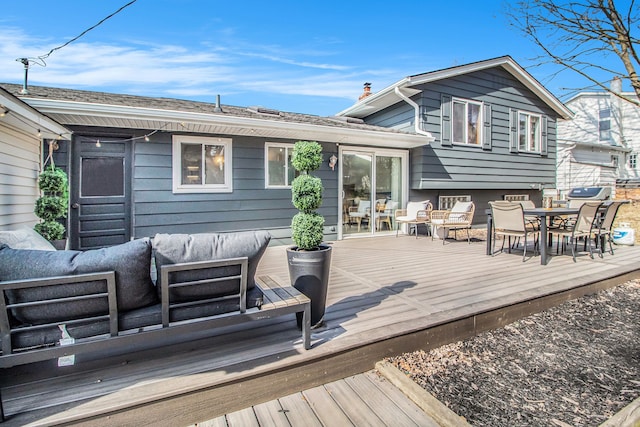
[0,83,408,135]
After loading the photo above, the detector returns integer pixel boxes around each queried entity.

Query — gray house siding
[358,67,561,225]
[130,131,338,244]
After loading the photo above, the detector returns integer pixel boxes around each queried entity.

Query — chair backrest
[599,201,624,231]
[490,201,525,232]
[406,201,429,219]
[568,199,586,209]
[574,202,602,233]
[519,200,536,210]
[384,200,399,213]
[449,201,475,223]
[357,200,371,214]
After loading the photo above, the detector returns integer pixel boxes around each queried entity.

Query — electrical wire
[16,0,138,67]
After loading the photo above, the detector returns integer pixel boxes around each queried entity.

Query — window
[518,112,542,153]
[629,153,637,169]
[599,108,611,141]
[172,135,232,193]
[452,98,482,146]
[265,142,296,188]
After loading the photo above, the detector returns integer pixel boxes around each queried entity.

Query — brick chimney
[359,82,372,100]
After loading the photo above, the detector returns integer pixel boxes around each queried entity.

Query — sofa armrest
[0,271,118,356]
[159,257,249,327]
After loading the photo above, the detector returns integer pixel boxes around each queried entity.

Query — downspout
[394,86,433,138]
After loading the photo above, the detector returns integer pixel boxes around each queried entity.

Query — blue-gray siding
[365,68,559,191]
[132,133,338,243]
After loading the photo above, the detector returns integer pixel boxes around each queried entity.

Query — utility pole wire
[19,0,138,66]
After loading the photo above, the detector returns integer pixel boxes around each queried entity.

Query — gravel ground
[387,280,640,427]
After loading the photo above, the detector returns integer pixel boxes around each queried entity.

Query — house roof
[0,86,71,139]
[0,83,429,149]
[336,56,574,120]
[563,90,639,105]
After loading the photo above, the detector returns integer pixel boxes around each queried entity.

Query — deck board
[2,235,640,426]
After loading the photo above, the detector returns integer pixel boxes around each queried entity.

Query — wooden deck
[2,234,640,426]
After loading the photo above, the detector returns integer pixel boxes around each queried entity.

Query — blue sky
[0,1,620,116]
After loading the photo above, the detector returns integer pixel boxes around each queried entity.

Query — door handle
[71,203,80,209]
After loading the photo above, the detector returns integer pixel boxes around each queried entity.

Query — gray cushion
[153,231,271,302]
[0,227,56,251]
[0,239,158,324]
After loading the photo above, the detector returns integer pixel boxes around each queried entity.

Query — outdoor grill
[567,186,611,201]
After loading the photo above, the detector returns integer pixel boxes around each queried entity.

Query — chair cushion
[451,201,473,213]
[0,239,157,324]
[153,230,271,302]
[0,227,56,251]
[406,201,428,219]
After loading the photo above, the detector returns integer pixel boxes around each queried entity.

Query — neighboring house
[0,86,71,230]
[337,56,572,224]
[556,78,639,198]
[0,56,572,248]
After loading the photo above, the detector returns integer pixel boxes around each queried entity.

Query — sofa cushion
[153,231,271,302]
[0,239,157,324]
[0,227,56,251]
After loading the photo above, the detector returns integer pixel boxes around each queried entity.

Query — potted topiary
[287,140,332,328]
[34,165,69,249]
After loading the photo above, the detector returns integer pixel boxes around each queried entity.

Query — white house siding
[0,122,41,230]
[557,90,640,195]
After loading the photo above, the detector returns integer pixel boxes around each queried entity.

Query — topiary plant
[290,140,325,250]
[34,165,69,241]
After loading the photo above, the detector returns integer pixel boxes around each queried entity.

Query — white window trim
[172,135,233,193]
[517,111,542,154]
[265,142,295,189]
[452,97,483,147]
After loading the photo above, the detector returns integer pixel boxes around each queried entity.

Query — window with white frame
[629,153,637,169]
[265,142,296,188]
[172,135,232,193]
[518,112,542,153]
[452,98,482,146]
[599,108,611,141]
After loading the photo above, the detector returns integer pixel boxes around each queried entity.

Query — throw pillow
[0,238,158,324]
[0,227,56,251]
[153,230,271,302]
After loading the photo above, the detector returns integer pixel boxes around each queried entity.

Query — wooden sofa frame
[0,257,311,422]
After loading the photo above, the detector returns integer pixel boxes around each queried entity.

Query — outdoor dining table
[486,207,579,265]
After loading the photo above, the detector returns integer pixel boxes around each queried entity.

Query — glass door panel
[375,155,404,233]
[342,152,372,235]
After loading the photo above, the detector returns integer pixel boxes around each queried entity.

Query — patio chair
[489,201,539,261]
[348,200,371,232]
[430,201,475,244]
[592,200,624,256]
[519,199,540,230]
[377,200,398,231]
[395,201,432,238]
[550,201,602,262]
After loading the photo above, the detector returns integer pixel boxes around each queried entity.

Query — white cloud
[0,26,404,111]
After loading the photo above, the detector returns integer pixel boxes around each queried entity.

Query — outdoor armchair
[550,201,602,262]
[348,200,371,232]
[377,200,398,231]
[395,201,432,238]
[430,201,475,244]
[592,200,624,256]
[489,201,540,261]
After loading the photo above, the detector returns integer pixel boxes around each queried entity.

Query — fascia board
[0,93,71,137]
[337,57,574,120]
[26,98,429,148]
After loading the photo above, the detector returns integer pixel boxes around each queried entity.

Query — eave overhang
[23,98,430,149]
[0,89,71,140]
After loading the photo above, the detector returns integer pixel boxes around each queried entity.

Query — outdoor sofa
[0,229,311,422]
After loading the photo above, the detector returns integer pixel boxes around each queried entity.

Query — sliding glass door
[340,148,407,238]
